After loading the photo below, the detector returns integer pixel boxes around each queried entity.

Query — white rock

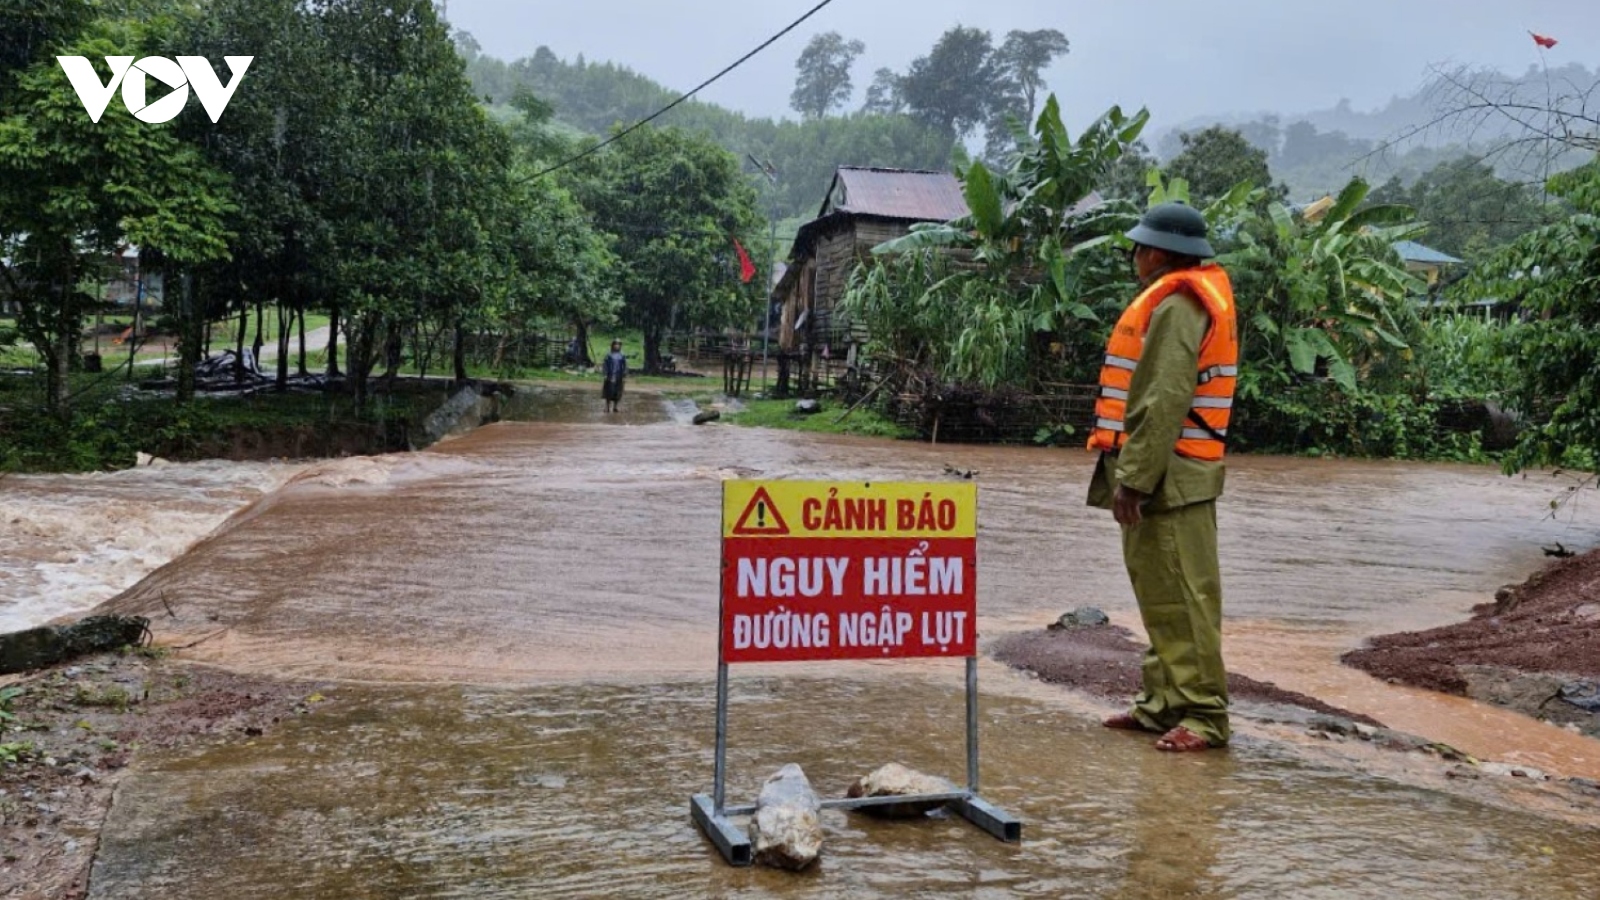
[1479,762,1549,780]
[749,764,822,871]
[846,762,957,818]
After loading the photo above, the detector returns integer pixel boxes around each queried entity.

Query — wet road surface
[50,386,1600,895]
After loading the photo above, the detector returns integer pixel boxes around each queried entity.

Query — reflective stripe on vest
[1086,264,1239,462]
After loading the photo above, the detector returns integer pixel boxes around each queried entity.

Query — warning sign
[720,481,977,663]
[730,486,790,536]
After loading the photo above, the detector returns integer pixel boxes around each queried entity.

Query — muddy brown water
[68,387,1600,895]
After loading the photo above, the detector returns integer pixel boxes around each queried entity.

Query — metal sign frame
[690,481,1021,867]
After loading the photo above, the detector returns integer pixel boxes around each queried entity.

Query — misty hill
[462,31,1597,219]
[459,39,955,221]
[1155,63,1600,199]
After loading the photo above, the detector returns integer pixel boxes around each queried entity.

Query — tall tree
[1371,157,1552,260]
[861,67,905,115]
[993,29,1069,124]
[900,26,997,139]
[790,31,865,121]
[573,126,763,373]
[1167,126,1285,206]
[1462,159,1600,474]
[0,15,234,414]
[314,0,508,408]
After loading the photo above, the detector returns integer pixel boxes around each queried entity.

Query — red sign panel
[720,482,977,663]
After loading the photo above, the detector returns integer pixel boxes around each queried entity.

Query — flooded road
[90,677,1600,899]
[48,386,1600,895]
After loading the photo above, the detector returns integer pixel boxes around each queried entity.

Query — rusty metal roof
[819,167,970,222]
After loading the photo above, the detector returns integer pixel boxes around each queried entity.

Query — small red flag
[733,237,756,284]
[1531,31,1558,49]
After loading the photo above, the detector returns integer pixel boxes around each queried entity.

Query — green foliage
[845,97,1150,388]
[1237,384,1487,461]
[0,685,22,725]
[790,32,865,120]
[1415,314,1521,398]
[467,43,956,221]
[900,26,998,139]
[0,12,234,412]
[724,398,912,440]
[1367,158,1555,260]
[1463,158,1600,473]
[571,125,763,372]
[1166,126,1287,207]
[1220,177,1426,397]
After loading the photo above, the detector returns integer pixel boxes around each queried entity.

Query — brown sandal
[1154,726,1213,752]
[1103,712,1155,732]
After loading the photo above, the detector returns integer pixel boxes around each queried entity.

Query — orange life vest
[1086,264,1239,462]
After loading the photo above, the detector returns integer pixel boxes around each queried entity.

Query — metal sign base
[691,657,1022,867]
[692,790,1021,867]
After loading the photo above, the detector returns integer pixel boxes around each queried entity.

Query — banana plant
[1222,177,1425,396]
[847,96,1151,387]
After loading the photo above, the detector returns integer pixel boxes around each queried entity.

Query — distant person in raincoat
[602,339,627,413]
[1086,202,1239,753]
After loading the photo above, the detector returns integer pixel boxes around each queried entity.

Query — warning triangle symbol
[732,486,791,536]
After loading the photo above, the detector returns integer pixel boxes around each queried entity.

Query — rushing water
[0,460,300,631]
[11,386,1600,896]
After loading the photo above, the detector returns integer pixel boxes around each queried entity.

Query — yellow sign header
[722,480,976,539]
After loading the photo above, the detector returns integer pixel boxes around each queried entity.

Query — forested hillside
[457,26,1075,221]
[1154,63,1600,198]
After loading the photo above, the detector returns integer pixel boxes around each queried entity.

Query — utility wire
[521,0,838,182]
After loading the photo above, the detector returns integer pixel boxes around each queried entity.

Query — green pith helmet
[1125,202,1216,259]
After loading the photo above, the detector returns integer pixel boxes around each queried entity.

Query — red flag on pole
[733,237,756,284]
[1531,31,1558,49]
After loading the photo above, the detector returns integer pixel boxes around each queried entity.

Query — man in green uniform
[1087,203,1232,752]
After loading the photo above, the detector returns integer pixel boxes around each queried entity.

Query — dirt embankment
[154,420,412,463]
[992,623,1383,726]
[0,652,332,899]
[1342,548,1600,736]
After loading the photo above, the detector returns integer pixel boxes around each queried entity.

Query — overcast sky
[444,1,1596,131]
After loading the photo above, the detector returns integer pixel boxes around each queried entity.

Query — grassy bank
[718,397,913,440]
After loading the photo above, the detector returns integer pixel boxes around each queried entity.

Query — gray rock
[749,764,822,871]
[1048,607,1109,630]
[846,763,957,818]
[692,410,721,425]
[794,399,822,415]
[1480,761,1549,780]
[1306,715,1358,738]
[1558,680,1600,712]
[0,616,150,675]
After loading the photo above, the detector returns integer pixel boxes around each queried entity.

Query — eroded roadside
[0,653,331,899]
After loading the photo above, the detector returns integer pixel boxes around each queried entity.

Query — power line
[521,0,838,183]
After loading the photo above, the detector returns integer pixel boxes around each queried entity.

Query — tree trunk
[349,313,377,413]
[326,305,342,378]
[233,302,248,381]
[381,321,402,379]
[571,318,592,367]
[252,297,265,368]
[177,272,200,403]
[453,318,468,383]
[643,321,664,374]
[275,301,290,391]
[296,306,308,377]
